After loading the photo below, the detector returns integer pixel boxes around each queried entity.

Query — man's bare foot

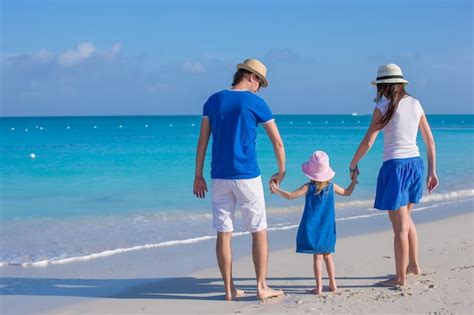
[406,264,422,275]
[308,287,323,295]
[257,287,284,300]
[377,276,406,287]
[224,288,246,301]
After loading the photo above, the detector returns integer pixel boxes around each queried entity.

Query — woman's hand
[269,171,286,186]
[193,176,208,198]
[427,172,439,193]
[349,164,359,181]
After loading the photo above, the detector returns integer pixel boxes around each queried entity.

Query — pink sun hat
[301,150,336,182]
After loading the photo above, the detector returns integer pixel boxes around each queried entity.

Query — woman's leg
[386,206,410,286]
[407,203,422,275]
[323,253,338,292]
[312,254,323,294]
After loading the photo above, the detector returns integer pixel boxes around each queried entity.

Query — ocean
[0,114,473,267]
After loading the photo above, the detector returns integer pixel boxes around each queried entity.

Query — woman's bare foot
[257,287,284,300]
[406,264,422,275]
[308,287,323,295]
[378,276,406,287]
[329,281,338,293]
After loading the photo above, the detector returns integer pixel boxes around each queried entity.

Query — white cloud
[183,60,205,73]
[58,42,95,67]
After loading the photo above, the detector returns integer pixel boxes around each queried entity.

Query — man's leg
[252,229,284,299]
[216,231,238,301]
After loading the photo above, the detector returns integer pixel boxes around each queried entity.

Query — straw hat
[301,151,335,182]
[371,63,408,85]
[236,58,269,88]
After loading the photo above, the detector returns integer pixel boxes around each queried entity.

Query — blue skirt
[374,157,424,211]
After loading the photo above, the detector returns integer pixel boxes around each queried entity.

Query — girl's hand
[193,176,208,198]
[427,172,439,193]
[269,181,278,194]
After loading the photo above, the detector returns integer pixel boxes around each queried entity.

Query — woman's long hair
[374,83,408,129]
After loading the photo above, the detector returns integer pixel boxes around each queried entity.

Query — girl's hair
[374,83,408,129]
[232,69,252,87]
[311,180,330,194]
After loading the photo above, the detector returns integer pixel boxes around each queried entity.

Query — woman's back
[376,95,424,161]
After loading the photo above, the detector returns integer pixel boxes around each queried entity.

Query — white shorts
[211,176,267,233]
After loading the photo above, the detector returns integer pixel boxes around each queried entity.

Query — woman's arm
[270,182,308,200]
[193,118,211,198]
[349,108,383,178]
[263,121,286,185]
[419,114,439,193]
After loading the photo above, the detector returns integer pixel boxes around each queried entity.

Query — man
[193,58,286,301]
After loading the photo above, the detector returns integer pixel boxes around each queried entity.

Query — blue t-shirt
[203,90,274,179]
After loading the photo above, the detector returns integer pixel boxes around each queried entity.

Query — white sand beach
[3,200,466,314]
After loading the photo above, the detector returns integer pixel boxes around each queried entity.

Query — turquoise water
[0,115,473,266]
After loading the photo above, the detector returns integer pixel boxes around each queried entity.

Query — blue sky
[1,0,472,116]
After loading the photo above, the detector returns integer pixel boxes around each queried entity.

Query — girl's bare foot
[406,264,422,275]
[378,276,406,287]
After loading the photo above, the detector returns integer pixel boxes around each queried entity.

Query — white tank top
[375,95,424,161]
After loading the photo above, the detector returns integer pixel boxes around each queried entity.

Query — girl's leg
[406,203,422,275]
[312,254,323,294]
[323,253,338,292]
[386,206,410,286]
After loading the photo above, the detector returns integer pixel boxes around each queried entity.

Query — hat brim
[302,163,335,182]
[371,78,408,86]
[237,63,269,87]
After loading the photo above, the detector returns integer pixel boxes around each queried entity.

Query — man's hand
[193,176,208,198]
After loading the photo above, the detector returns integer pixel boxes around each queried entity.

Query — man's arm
[263,121,286,185]
[193,117,211,198]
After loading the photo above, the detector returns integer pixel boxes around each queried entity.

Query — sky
[0,0,472,116]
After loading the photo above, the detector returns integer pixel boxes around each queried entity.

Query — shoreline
[1,198,473,314]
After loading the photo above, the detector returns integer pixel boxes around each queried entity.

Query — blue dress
[296,182,336,254]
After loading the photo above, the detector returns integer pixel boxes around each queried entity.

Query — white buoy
[35,125,39,129]
[325,121,328,124]
[66,126,70,130]
[119,125,123,128]
[145,124,149,128]
[307,121,311,124]
[290,121,293,125]
[169,124,173,127]
[191,123,195,127]
[30,153,36,159]
[25,128,29,132]
[93,125,97,129]
[39,126,44,130]
[11,127,15,131]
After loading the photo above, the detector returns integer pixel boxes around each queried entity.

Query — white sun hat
[371,63,409,85]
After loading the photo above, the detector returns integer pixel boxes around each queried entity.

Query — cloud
[182,60,205,73]
[58,42,96,67]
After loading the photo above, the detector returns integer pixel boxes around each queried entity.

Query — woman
[350,63,439,287]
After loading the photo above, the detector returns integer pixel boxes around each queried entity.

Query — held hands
[193,176,208,198]
[269,171,286,186]
[349,164,360,183]
[269,180,279,194]
[427,172,439,193]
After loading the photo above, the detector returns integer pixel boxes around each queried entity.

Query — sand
[26,209,473,314]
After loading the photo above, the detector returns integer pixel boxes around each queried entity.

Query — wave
[2,194,472,268]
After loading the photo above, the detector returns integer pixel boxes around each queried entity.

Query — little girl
[270,150,357,295]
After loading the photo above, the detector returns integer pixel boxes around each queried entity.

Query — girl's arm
[193,118,211,198]
[334,178,358,196]
[419,114,439,193]
[349,108,383,178]
[270,182,308,200]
